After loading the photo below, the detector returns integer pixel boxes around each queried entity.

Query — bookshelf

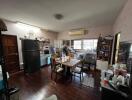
[97,35,113,64]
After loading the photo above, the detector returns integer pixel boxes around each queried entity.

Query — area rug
[82,75,94,88]
[43,95,57,100]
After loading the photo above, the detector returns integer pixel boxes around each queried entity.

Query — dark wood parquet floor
[8,66,101,100]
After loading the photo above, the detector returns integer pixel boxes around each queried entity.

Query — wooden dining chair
[83,53,96,71]
[50,58,64,81]
[71,61,83,84]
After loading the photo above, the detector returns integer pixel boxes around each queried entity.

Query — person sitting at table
[62,44,69,56]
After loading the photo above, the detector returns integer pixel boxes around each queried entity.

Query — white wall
[1,19,114,67]
[2,20,57,65]
[113,0,132,42]
[57,25,113,40]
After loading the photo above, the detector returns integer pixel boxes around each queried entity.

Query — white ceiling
[0,0,126,32]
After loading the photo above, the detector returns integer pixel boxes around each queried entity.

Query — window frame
[73,39,82,50]
[73,38,98,50]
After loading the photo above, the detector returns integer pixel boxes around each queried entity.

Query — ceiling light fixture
[54,14,64,20]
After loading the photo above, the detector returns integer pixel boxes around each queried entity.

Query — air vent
[68,29,87,35]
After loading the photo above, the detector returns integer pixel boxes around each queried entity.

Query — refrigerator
[22,39,40,73]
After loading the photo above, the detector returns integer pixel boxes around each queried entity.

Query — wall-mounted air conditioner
[68,29,87,35]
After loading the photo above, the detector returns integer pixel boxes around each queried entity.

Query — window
[130,45,132,52]
[73,39,98,51]
[83,39,98,51]
[73,40,81,49]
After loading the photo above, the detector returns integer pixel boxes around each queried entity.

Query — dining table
[56,58,80,67]
[55,57,81,79]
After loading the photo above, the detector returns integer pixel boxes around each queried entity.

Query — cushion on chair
[73,67,81,73]
[77,64,82,68]
[56,65,63,72]
[56,67,63,72]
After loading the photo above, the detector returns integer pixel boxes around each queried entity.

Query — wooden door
[2,34,20,74]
